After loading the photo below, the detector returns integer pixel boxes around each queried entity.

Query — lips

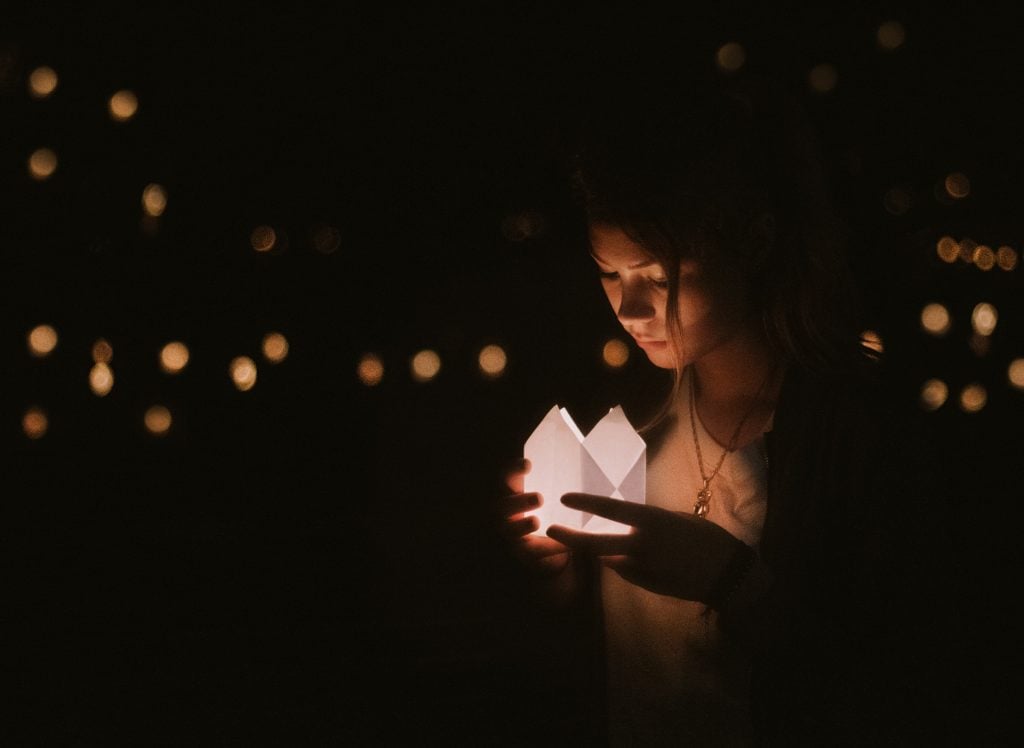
[634,338,667,348]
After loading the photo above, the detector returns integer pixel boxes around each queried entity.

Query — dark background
[5,4,1022,744]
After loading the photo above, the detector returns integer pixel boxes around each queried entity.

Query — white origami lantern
[523,405,646,535]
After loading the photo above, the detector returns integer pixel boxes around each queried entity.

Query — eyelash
[599,271,669,289]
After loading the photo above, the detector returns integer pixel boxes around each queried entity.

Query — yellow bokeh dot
[972,245,995,271]
[478,344,508,378]
[877,20,906,51]
[28,66,58,98]
[160,341,190,373]
[860,330,884,354]
[959,384,987,413]
[23,407,48,439]
[945,172,970,199]
[1008,358,1024,390]
[603,338,630,368]
[936,236,959,263]
[142,183,167,217]
[109,89,139,121]
[90,363,114,396]
[919,379,948,411]
[920,303,951,336]
[809,64,838,93]
[357,354,384,386]
[92,338,113,363]
[716,42,746,73]
[145,405,172,435]
[251,225,276,252]
[262,332,289,363]
[411,349,441,382]
[971,302,997,336]
[230,356,258,391]
[28,148,58,180]
[28,324,58,356]
[996,246,1018,271]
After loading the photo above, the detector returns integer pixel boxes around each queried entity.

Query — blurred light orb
[28,324,58,356]
[160,341,190,373]
[411,349,441,382]
[936,236,959,263]
[312,224,341,254]
[603,338,630,368]
[145,405,172,434]
[920,303,951,336]
[142,183,167,217]
[90,362,114,396]
[251,225,276,252]
[996,245,1018,271]
[230,356,258,391]
[958,237,977,263]
[1008,358,1024,390]
[877,20,906,51]
[92,338,113,363]
[357,353,384,386]
[478,344,508,378]
[959,384,987,413]
[716,42,746,72]
[919,379,948,411]
[971,303,997,336]
[883,187,912,216]
[262,332,289,363]
[24,407,49,439]
[860,329,884,354]
[28,66,58,98]
[28,148,58,180]
[109,89,139,121]
[808,64,838,93]
[972,245,995,271]
[944,172,970,199]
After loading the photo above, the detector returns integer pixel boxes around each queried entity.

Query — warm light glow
[312,224,341,254]
[28,148,58,180]
[144,405,172,434]
[716,42,746,72]
[883,187,911,216]
[971,303,997,336]
[972,245,995,271]
[603,338,630,368]
[920,304,951,336]
[919,379,948,411]
[357,354,384,386]
[109,89,139,121]
[251,225,276,252]
[877,21,906,51]
[411,349,441,382]
[89,363,114,396]
[936,236,959,263]
[160,341,190,373]
[959,384,987,413]
[23,407,48,439]
[28,66,58,98]
[262,332,289,363]
[478,344,508,378]
[142,183,167,217]
[230,356,258,391]
[958,237,977,263]
[92,338,113,363]
[1008,359,1024,390]
[28,324,58,356]
[860,330,884,354]
[945,172,970,199]
[809,64,838,93]
[997,245,1018,271]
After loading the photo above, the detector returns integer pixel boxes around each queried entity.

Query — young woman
[497,71,950,745]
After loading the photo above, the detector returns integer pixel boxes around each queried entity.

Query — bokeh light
[919,379,948,411]
[936,236,959,263]
[262,332,289,363]
[411,349,442,382]
[28,324,58,357]
[109,89,139,121]
[144,405,172,435]
[959,384,987,413]
[603,338,630,368]
[996,245,1018,271]
[809,64,838,93]
[251,225,276,252]
[23,407,48,439]
[920,303,951,336]
[877,21,906,51]
[972,245,995,271]
[160,341,190,373]
[142,183,167,217]
[89,363,114,396]
[357,354,384,386]
[860,330,884,354]
[1008,359,1024,390]
[92,338,113,363]
[971,303,997,336]
[883,187,911,216]
[945,172,970,199]
[28,148,58,180]
[230,356,258,391]
[28,66,58,98]
[478,344,508,378]
[958,237,977,263]
[716,42,746,72]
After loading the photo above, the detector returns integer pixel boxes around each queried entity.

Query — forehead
[588,224,656,266]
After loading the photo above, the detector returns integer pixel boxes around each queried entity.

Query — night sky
[6,5,1022,744]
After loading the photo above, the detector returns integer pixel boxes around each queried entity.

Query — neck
[688,322,784,417]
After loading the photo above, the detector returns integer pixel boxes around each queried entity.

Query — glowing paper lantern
[524,405,645,536]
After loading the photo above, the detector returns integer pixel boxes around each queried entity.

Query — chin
[643,349,677,369]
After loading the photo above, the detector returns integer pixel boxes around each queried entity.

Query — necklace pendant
[694,485,712,518]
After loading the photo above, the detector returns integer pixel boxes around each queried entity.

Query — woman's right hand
[496,458,571,576]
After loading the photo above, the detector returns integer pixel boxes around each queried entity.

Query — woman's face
[589,223,754,370]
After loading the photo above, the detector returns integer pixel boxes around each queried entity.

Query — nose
[616,279,657,322]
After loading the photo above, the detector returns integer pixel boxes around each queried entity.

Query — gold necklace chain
[688,362,777,518]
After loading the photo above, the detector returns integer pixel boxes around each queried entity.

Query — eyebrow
[590,252,658,270]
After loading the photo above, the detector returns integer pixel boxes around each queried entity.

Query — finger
[518,534,569,558]
[560,493,660,528]
[502,515,538,539]
[546,525,634,556]
[496,492,540,519]
[504,458,531,493]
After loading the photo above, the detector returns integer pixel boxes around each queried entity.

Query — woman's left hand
[546,493,747,604]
